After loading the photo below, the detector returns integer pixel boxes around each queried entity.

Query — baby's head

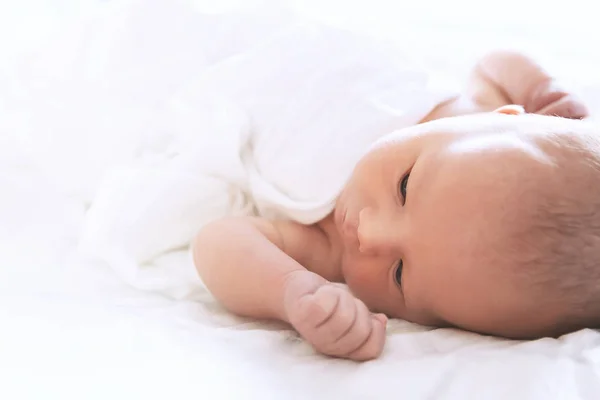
[335,109,600,339]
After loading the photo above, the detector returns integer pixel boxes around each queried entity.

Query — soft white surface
[2,1,600,399]
[76,7,459,298]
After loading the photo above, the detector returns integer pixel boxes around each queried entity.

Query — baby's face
[334,111,582,337]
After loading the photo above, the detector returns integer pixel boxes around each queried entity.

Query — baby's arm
[193,217,387,360]
[194,218,325,321]
[422,50,588,122]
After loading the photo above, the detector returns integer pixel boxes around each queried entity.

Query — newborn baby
[194,50,595,361]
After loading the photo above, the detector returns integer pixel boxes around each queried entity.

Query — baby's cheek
[342,257,389,312]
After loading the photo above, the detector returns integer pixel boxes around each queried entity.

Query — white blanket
[76,5,458,298]
[3,1,600,399]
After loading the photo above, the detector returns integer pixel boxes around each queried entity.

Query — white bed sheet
[2,1,600,399]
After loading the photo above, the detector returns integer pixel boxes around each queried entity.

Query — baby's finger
[538,95,588,119]
[372,313,388,325]
[293,285,340,329]
[526,79,588,119]
[526,81,569,113]
[321,298,372,356]
[314,291,357,347]
[346,314,387,361]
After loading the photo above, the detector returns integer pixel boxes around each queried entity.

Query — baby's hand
[286,283,387,361]
[525,79,588,119]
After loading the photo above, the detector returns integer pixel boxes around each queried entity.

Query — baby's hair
[509,123,600,337]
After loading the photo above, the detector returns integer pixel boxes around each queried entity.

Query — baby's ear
[494,105,525,115]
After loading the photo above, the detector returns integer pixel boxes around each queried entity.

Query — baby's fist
[286,284,387,361]
[525,79,588,119]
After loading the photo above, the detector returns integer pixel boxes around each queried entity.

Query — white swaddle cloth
[78,20,459,298]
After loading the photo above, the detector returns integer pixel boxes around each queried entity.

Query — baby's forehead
[414,119,578,239]
[379,112,590,145]
[443,132,552,164]
[421,119,598,252]
[370,113,599,177]
[426,112,583,132]
[430,134,558,211]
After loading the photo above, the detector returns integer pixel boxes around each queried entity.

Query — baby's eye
[399,173,410,205]
[394,259,403,287]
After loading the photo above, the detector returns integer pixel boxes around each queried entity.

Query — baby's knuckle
[294,295,319,322]
[336,305,354,324]
[354,320,372,341]
[317,284,341,297]
[310,292,340,319]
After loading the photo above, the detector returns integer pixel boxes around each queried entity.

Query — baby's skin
[193,51,590,361]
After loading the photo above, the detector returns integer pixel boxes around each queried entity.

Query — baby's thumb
[373,313,388,326]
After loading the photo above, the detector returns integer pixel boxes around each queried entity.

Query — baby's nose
[357,208,398,255]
